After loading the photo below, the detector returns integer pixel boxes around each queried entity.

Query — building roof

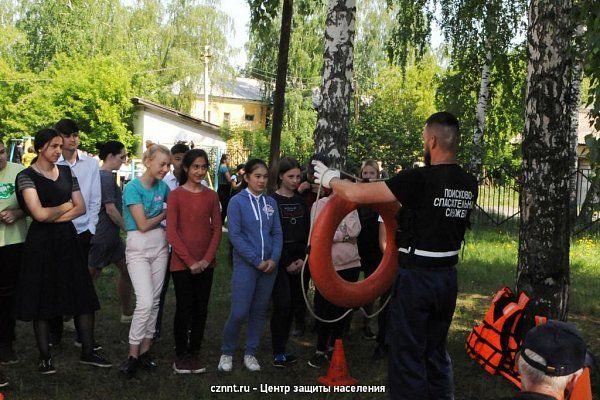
[180,77,269,103]
[131,97,221,132]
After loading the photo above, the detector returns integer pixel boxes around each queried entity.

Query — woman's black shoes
[120,356,138,379]
[138,352,157,371]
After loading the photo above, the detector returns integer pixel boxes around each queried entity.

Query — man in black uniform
[313,112,478,399]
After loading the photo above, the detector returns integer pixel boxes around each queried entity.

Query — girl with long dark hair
[88,141,133,321]
[166,149,222,374]
[269,157,309,367]
[15,129,111,374]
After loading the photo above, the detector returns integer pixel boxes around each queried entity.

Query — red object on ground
[318,339,358,387]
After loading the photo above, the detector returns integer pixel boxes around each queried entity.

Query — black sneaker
[0,369,8,387]
[38,358,56,375]
[307,352,328,369]
[80,351,112,368]
[74,340,103,351]
[138,352,157,371]
[272,353,298,368]
[120,356,138,379]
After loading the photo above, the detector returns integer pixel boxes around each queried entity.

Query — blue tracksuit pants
[221,261,278,356]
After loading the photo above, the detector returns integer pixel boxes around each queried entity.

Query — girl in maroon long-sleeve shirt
[166,149,222,374]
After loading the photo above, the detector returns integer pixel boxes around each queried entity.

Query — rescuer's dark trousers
[387,266,457,400]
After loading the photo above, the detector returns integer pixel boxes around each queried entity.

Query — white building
[131,97,226,153]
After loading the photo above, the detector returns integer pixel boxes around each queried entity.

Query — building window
[223,112,231,125]
[245,114,255,122]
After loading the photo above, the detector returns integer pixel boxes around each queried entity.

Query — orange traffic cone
[317,339,358,386]
[569,367,592,400]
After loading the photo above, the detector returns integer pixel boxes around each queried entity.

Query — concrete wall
[133,108,226,154]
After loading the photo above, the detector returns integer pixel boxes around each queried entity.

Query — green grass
[2,229,598,399]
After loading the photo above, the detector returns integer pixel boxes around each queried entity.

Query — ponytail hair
[96,140,125,161]
[240,158,268,190]
[31,128,61,164]
[142,143,170,164]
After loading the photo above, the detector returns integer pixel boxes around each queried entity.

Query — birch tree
[313,0,356,169]
[389,0,526,177]
[516,0,576,320]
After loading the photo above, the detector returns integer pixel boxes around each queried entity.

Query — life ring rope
[298,171,396,323]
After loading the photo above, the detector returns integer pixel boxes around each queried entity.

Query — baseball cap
[520,320,587,376]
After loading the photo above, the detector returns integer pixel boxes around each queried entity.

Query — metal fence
[471,168,599,236]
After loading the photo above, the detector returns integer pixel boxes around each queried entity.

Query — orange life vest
[465,287,547,388]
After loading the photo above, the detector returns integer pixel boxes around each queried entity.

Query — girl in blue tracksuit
[218,159,283,373]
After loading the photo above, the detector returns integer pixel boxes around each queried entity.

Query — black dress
[14,165,100,321]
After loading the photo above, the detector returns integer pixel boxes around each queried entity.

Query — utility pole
[203,45,211,122]
[267,0,293,191]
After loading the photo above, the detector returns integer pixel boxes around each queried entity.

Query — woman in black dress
[15,129,111,374]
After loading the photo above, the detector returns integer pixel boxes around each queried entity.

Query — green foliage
[437,46,527,175]
[387,0,433,67]
[0,0,234,152]
[348,54,440,172]
[580,0,600,130]
[245,0,326,162]
[1,55,135,152]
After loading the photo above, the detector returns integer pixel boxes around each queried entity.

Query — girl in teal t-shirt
[120,144,171,379]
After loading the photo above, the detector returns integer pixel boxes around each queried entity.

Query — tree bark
[568,60,582,229]
[470,50,492,178]
[313,0,356,169]
[568,24,584,230]
[516,0,575,321]
[268,0,293,190]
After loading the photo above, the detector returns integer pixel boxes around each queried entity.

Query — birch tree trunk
[470,50,491,178]
[516,0,575,320]
[313,0,356,169]
[568,58,582,229]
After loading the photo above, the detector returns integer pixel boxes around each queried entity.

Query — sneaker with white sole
[74,340,103,351]
[244,355,261,372]
[80,350,112,368]
[217,355,232,372]
[120,314,133,324]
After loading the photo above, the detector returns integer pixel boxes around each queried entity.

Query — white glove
[312,160,340,189]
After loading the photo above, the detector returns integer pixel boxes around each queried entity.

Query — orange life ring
[308,194,400,308]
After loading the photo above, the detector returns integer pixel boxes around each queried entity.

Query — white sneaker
[218,355,233,372]
[244,355,261,372]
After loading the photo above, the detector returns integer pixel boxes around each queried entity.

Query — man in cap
[514,320,588,400]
